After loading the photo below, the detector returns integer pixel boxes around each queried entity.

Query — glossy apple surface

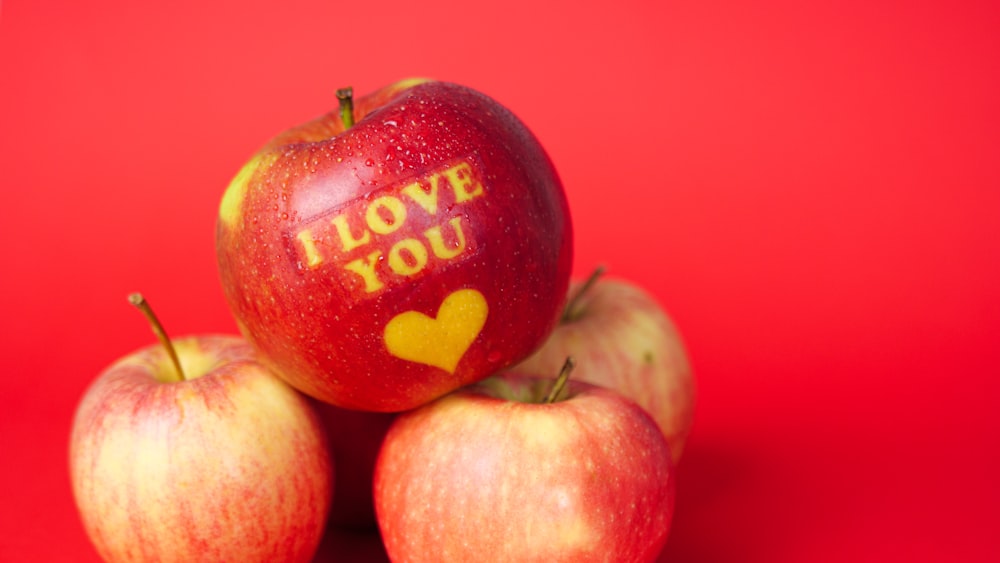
[216,79,573,412]
[69,335,332,563]
[373,372,675,562]
[512,275,695,462]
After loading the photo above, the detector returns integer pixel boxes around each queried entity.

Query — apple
[215,79,573,412]
[373,363,676,562]
[510,268,696,462]
[69,294,332,562]
[312,401,395,529]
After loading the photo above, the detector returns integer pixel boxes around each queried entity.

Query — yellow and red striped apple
[373,369,676,562]
[69,297,332,562]
[216,79,573,412]
[511,272,696,462]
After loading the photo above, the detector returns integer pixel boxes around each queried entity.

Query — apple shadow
[312,526,389,563]
[656,439,768,563]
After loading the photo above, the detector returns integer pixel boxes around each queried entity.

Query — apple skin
[216,79,573,412]
[373,372,676,562]
[312,401,396,530]
[69,335,333,563]
[510,276,695,462]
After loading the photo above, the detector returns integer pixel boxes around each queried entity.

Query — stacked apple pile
[69,80,695,562]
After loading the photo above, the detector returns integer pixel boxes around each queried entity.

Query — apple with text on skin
[216,79,573,412]
[69,295,332,563]
[374,361,676,562]
[511,268,696,462]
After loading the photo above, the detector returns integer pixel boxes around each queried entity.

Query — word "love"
[294,159,485,295]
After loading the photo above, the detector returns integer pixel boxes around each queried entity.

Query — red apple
[373,365,676,562]
[215,79,573,412]
[511,270,696,462]
[69,295,332,562]
[313,401,395,529]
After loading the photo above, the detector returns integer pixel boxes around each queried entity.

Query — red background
[2,0,998,560]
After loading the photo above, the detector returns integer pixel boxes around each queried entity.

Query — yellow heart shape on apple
[384,289,489,373]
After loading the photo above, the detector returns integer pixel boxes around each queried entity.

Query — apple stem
[543,357,576,404]
[337,87,355,129]
[561,265,607,323]
[128,293,186,382]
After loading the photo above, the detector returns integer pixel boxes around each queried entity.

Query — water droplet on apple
[364,158,374,167]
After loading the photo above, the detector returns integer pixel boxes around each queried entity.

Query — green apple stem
[561,265,607,323]
[543,357,576,404]
[337,87,355,129]
[128,293,186,382]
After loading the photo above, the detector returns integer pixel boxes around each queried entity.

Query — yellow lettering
[442,161,484,203]
[366,196,408,235]
[344,251,384,293]
[401,180,439,216]
[332,214,371,253]
[296,229,324,268]
[388,238,428,276]
[425,216,467,260]
[300,160,486,296]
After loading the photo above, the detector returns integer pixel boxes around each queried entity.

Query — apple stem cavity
[337,87,355,129]
[561,265,607,323]
[543,357,576,404]
[128,293,187,382]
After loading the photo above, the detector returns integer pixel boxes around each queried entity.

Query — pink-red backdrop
[2,0,998,561]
